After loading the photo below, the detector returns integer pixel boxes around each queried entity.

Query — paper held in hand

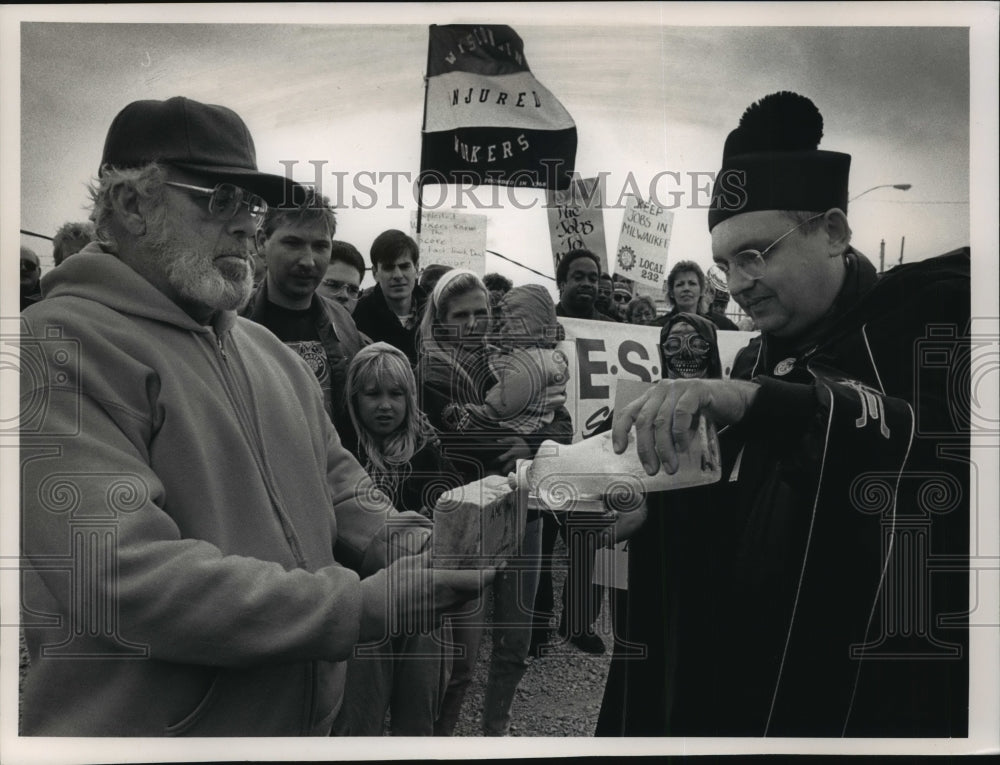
[525,418,721,511]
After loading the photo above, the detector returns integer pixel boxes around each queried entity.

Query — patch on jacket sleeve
[834,379,891,438]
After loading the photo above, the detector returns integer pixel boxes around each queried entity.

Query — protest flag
[420,24,577,192]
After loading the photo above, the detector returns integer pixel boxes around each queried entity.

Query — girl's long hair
[347,342,436,483]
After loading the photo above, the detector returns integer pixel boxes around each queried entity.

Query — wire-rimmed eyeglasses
[715,211,826,284]
[163,181,268,225]
[321,279,361,298]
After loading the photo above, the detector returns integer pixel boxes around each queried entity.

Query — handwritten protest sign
[410,209,487,273]
[614,195,673,289]
[546,176,608,273]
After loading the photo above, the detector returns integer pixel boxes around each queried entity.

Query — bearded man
[19,96,486,736]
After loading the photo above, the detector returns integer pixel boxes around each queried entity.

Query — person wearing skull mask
[660,312,722,380]
[596,310,723,736]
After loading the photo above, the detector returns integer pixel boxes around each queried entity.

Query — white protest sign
[555,318,757,441]
[718,328,760,378]
[614,195,673,289]
[593,542,629,589]
[410,209,487,273]
[546,176,608,273]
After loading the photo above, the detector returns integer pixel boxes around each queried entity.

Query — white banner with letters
[556,318,757,441]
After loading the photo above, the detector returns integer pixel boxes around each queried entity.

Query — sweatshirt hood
[40,242,237,335]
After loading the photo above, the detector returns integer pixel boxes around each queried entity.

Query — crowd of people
[19,90,969,740]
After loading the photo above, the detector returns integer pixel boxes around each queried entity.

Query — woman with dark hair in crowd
[331,342,462,737]
[655,260,737,332]
[416,269,573,736]
[596,311,723,736]
[655,259,704,325]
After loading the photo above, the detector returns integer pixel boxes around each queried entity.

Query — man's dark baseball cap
[100,96,300,206]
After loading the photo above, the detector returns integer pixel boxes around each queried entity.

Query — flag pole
[486,250,556,282]
[416,25,435,236]
[20,229,53,241]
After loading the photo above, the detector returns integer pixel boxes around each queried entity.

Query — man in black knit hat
[605,91,969,737]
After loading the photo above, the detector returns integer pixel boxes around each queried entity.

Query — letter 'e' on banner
[615,194,673,290]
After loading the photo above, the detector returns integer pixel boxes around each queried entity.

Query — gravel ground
[452,535,614,737]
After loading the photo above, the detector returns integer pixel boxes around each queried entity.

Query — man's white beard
[159,238,254,313]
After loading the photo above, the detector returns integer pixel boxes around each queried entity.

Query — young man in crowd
[317,240,365,314]
[52,221,96,266]
[611,91,969,737]
[595,272,616,319]
[611,281,633,321]
[19,96,487,736]
[352,229,427,365]
[532,249,618,658]
[20,246,42,310]
[244,196,366,442]
[554,249,617,322]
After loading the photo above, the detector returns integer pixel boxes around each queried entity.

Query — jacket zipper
[210,331,308,566]
[211,330,319,731]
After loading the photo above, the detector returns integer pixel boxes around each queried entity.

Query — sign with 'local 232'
[615,195,674,290]
[556,318,756,442]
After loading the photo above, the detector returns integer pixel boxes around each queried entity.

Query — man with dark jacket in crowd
[352,229,427,365]
[608,91,969,737]
[554,249,617,322]
[532,249,617,658]
[19,96,487,737]
[243,191,366,443]
[20,246,43,310]
[595,272,616,318]
[317,240,365,314]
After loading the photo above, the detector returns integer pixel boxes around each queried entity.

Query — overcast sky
[2,4,998,759]
[7,3,991,302]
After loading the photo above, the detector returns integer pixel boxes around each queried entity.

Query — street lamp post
[851,184,911,272]
[850,183,912,203]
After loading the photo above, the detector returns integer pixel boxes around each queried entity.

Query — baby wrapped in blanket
[485,284,570,431]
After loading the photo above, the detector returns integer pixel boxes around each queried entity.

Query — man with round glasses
[318,241,366,314]
[611,92,969,736]
[19,96,487,736]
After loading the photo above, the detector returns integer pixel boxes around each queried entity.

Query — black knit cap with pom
[707,92,851,230]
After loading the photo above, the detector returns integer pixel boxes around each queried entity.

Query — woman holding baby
[416,269,573,735]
